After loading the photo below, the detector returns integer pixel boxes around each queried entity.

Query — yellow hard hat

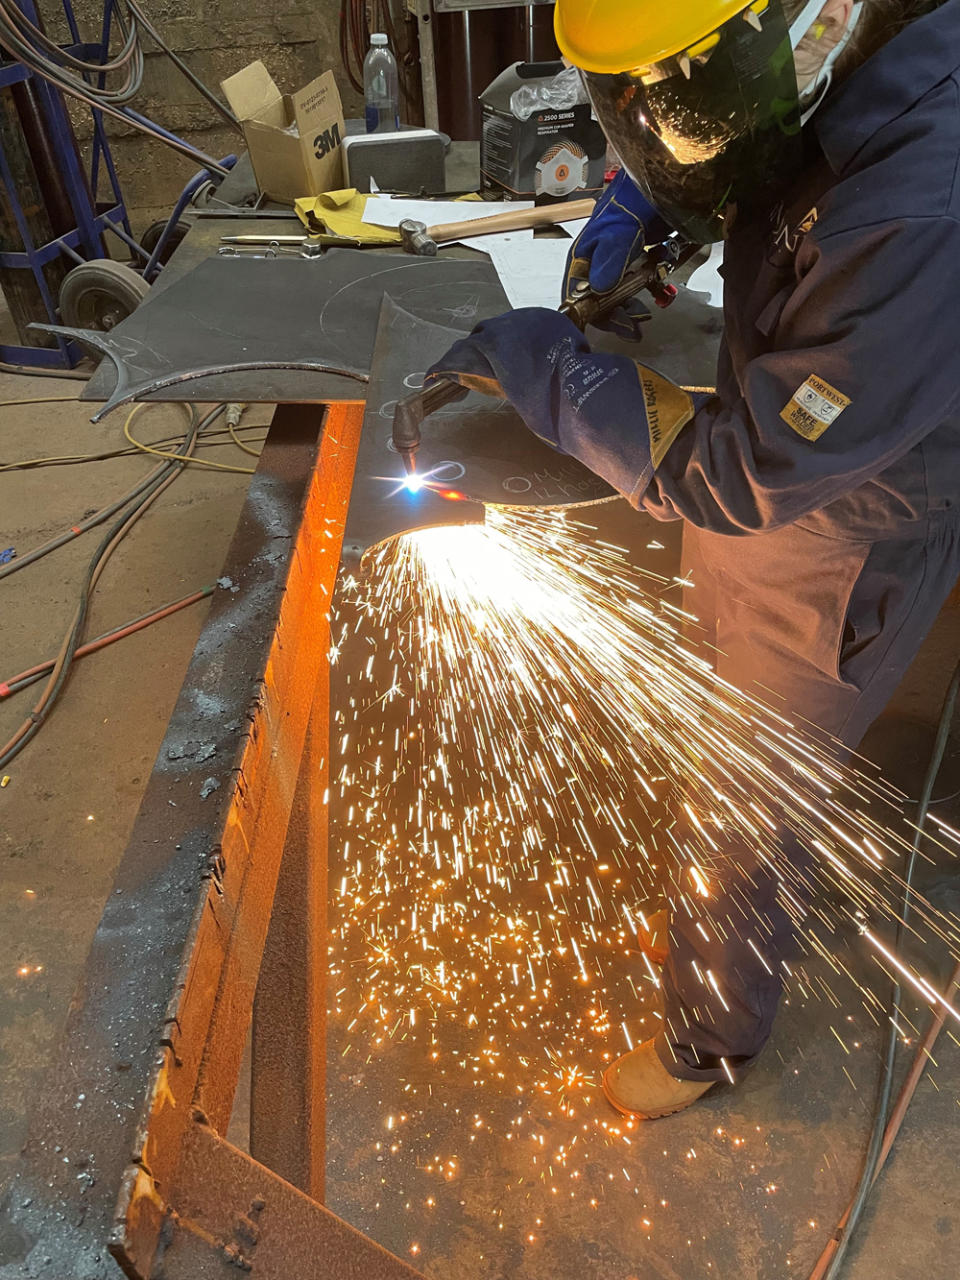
[555,0,766,74]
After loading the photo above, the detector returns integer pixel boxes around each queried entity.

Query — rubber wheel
[140,218,188,265]
[59,260,150,331]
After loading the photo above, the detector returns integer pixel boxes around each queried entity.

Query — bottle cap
[371,33,388,45]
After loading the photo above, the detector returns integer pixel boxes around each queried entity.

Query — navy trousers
[655,513,960,1082]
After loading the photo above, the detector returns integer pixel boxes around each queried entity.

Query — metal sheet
[34,252,513,419]
[250,699,329,1199]
[342,296,616,565]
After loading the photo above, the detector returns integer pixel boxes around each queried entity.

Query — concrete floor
[0,371,263,1185]
[2,359,960,1280]
[322,495,960,1280]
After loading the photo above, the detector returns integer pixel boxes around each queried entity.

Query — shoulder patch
[780,374,851,441]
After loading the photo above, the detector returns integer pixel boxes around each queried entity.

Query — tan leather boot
[636,908,670,966]
[602,1039,714,1120]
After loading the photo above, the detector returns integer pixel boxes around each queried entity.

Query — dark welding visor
[582,2,803,243]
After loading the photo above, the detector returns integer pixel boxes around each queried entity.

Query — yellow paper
[294,189,400,244]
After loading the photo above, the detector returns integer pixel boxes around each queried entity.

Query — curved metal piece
[29,323,369,420]
[36,253,514,419]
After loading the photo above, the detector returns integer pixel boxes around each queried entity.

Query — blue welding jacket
[431,2,960,541]
[644,0,960,540]
[426,4,960,1083]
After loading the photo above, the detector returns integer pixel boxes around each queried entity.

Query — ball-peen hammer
[397,198,597,256]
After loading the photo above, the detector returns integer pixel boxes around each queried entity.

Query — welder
[426,0,960,1119]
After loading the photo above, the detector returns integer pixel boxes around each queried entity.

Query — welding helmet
[555,0,850,243]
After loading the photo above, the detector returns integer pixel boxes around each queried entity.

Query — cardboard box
[221,61,344,204]
[480,61,606,202]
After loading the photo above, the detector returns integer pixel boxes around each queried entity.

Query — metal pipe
[808,959,960,1280]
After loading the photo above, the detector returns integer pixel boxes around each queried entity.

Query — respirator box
[480,61,606,203]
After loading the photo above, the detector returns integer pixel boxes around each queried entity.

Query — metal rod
[808,958,960,1280]
[415,0,441,132]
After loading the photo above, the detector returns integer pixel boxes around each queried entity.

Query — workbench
[80,202,722,411]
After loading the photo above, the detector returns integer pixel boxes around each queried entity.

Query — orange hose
[0,587,212,698]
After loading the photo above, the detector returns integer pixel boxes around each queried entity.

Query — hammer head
[399,218,437,256]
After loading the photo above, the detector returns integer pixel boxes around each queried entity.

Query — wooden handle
[427,198,597,244]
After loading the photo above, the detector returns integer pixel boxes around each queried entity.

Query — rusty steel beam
[250,699,330,1198]
[0,397,424,1280]
[117,402,359,1276]
[154,1122,422,1279]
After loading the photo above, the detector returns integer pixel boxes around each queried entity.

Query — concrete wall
[71,0,364,233]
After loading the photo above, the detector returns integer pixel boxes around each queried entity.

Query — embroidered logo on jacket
[771,205,819,260]
[780,374,851,441]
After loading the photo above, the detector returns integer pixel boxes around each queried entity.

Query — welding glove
[426,308,700,505]
[563,169,671,342]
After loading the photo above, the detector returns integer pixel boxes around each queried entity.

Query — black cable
[0,405,228,583]
[821,659,960,1279]
[0,0,232,171]
[124,0,240,131]
[0,0,142,85]
[0,404,211,771]
[0,0,144,103]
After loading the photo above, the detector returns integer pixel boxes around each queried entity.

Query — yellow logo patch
[780,374,851,442]
[638,366,694,469]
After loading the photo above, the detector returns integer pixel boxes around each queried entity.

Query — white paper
[483,237,571,313]
[361,196,533,228]
[557,218,590,241]
[449,229,534,254]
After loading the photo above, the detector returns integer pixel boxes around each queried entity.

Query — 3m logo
[314,123,341,159]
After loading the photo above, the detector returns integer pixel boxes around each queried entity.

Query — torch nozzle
[391,379,469,479]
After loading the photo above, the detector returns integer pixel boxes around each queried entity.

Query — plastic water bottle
[364,33,399,134]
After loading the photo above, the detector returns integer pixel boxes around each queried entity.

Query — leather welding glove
[563,169,671,342]
[426,308,702,505]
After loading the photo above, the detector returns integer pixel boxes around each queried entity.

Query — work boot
[636,907,670,966]
[602,1039,714,1120]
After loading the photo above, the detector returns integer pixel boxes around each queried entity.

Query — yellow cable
[123,409,255,475]
[0,396,81,409]
[0,425,266,475]
[0,403,153,474]
[228,418,262,458]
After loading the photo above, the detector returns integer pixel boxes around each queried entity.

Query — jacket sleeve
[642,215,960,532]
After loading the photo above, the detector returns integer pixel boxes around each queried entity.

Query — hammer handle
[426,198,596,244]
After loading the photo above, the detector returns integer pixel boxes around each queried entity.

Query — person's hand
[426,308,577,451]
[425,308,674,503]
[563,169,670,341]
